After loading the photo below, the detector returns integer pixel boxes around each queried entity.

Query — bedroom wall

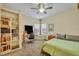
[43,9,79,35]
[20,14,39,32]
[19,14,39,48]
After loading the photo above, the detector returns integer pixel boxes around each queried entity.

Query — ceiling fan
[31,3,53,14]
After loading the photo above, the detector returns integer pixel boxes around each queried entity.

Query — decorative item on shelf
[1,33,6,42]
[0,48,1,52]
[1,33,10,43]
[2,17,9,25]
[1,28,10,33]
[11,18,18,29]
[5,33,10,41]
[1,17,10,28]
[0,32,1,43]
[1,45,10,52]
[12,29,18,38]
[0,20,1,28]
[0,37,1,43]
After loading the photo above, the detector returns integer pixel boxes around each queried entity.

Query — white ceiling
[2,3,75,19]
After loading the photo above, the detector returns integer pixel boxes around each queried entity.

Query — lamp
[38,3,45,13]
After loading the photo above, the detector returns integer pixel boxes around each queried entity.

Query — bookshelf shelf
[0,7,19,55]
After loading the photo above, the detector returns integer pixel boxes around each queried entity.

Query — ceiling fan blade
[45,7,53,9]
[31,8,38,9]
[44,11,47,14]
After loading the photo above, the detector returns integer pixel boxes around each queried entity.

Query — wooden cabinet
[48,35,55,40]
[0,7,20,55]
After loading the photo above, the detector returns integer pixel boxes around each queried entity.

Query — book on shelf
[1,28,10,33]
[1,33,10,42]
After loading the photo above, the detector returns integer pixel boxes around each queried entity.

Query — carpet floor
[4,40,45,56]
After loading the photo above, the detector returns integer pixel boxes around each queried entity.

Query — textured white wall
[43,9,79,35]
[19,14,39,48]
[20,15,39,31]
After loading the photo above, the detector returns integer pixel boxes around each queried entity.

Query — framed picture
[48,24,54,32]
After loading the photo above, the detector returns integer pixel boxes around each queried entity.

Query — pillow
[56,34,66,39]
[66,35,79,42]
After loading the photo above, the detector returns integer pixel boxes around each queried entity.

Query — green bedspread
[42,38,79,56]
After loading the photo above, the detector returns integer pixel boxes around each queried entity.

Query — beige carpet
[4,40,45,56]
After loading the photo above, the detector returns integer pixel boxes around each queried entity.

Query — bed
[41,38,79,56]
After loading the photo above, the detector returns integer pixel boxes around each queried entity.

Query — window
[33,24,40,35]
[41,24,48,35]
[33,24,48,35]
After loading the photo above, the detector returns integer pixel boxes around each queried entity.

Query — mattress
[42,38,79,56]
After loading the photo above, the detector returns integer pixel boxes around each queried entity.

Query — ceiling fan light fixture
[39,8,45,13]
